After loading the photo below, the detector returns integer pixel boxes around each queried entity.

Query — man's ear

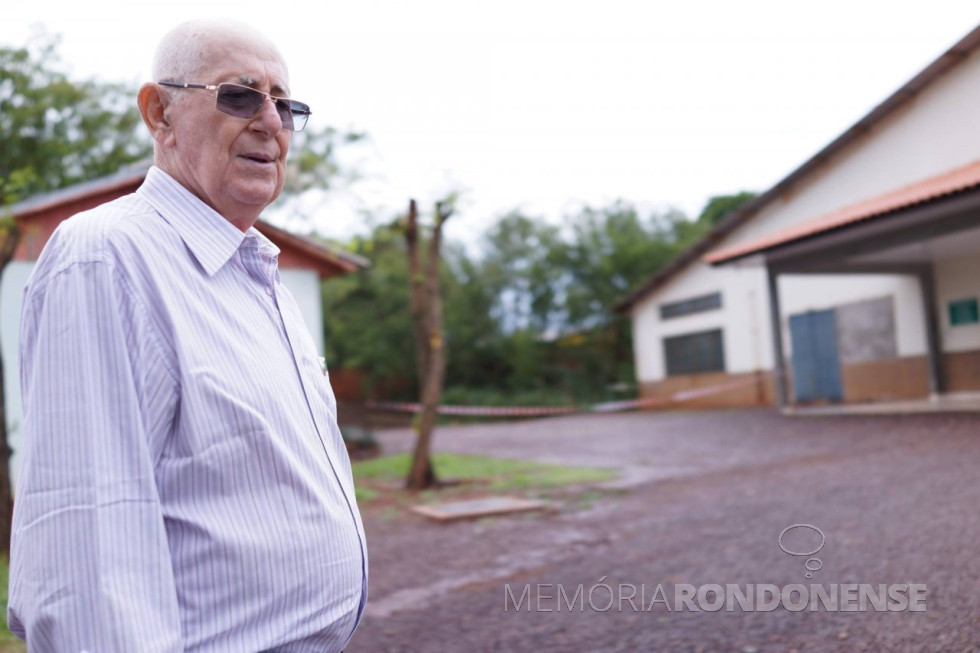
[138,83,174,145]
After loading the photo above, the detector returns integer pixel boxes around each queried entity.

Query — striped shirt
[9,166,367,652]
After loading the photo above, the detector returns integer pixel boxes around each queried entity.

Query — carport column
[766,266,788,409]
[916,265,945,397]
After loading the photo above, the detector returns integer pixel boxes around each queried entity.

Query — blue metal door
[789,309,843,403]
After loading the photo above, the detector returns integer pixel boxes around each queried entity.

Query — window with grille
[663,329,725,376]
[660,292,722,320]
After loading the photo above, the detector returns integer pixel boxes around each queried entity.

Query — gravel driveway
[347,409,980,652]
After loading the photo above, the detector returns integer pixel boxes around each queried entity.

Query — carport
[705,159,980,411]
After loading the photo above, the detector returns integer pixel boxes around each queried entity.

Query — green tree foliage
[556,203,708,400]
[321,224,418,397]
[276,126,366,228]
[441,241,508,391]
[479,212,566,334]
[322,221,506,402]
[283,127,364,196]
[0,31,151,206]
[325,200,728,407]
[697,191,757,226]
[562,202,693,329]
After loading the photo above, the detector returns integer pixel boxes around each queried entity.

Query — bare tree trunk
[0,218,21,554]
[405,200,451,490]
[404,200,430,389]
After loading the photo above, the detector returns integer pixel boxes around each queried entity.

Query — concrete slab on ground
[409,497,549,522]
[784,390,980,415]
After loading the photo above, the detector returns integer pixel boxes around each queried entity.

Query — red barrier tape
[364,401,577,416]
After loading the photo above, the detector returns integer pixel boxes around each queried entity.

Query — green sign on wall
[949,298,979,326]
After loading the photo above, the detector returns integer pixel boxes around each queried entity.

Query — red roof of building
[5,162,367,277]
[704,158,980,264]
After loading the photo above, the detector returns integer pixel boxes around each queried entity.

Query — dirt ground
[346,409,980,652]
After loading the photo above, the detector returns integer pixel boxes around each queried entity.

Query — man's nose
[251,96,284,134]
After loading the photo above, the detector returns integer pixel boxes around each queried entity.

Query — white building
[617,24,980,410]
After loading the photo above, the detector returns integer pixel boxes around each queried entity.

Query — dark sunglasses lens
[273,99,296,131]
[285,100,310,132]
[216,85,308,131]
[216,85,264,119]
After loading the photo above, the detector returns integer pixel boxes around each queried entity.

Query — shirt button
[265,287,274,297]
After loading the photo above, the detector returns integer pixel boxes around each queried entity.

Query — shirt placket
[239,237,368,619]
[238,237,335,459]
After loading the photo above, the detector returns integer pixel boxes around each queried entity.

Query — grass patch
[354,485,379,502]
[0,557,23,650]
[353,452,616,501]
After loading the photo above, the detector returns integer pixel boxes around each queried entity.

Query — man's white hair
[152,19,286,83]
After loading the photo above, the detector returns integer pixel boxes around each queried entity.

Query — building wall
[631,265,926,384]
[840,356,930,402]
[778,274,927,359]
[632,264,774,382]
[638,369,775,409]
[630,43,980,404]
[634,252,980,405]
[1,261,35,489]
[279,268,326,355]
[945,349,980,392]
[934,252,980,353]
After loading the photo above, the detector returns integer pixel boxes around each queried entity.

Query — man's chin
[230,183,281,212]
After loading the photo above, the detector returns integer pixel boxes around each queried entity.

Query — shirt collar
[136,166,278,276]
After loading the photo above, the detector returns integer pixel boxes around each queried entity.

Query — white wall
[778,274,927,359]
[632,264,773,381]
[1,261,34,489]
[935,252,980,352]
[279,268,326,354]
[631,261,925,383]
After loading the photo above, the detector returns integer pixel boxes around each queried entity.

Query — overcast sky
[4,1,980,245]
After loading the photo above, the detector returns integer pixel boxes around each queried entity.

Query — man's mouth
[241,152,276,164]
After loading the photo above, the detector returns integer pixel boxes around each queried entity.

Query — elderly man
[8,20,367,652]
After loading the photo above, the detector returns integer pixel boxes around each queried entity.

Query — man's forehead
[199,35,290,94]
[234,74,290,97]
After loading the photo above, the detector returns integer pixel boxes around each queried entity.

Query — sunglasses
[157,81,312,132]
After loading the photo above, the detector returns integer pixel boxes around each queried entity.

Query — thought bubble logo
[778,523,825,579]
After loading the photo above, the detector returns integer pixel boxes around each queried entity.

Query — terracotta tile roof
[704,158,980,265]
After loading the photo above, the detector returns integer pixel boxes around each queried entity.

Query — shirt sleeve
[8,257,183,652]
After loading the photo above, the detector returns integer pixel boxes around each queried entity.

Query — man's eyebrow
[235,75,290,97]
